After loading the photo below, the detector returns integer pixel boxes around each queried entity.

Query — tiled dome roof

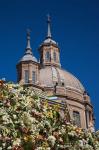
[20,54,37,62]
[40,66,85,93]
[43,38,57,45]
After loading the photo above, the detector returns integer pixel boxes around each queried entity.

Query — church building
[16,16,94,130]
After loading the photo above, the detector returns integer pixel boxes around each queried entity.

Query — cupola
[39,15,61,68]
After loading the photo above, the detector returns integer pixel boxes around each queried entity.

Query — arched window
[32,71,36,84]
[45,51,50,61]
[73,111,81,127]
[53,51,57,62]
[25,70,29,83]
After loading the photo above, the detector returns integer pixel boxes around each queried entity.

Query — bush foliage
[0,81,99,150]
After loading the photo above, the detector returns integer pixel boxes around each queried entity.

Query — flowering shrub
[0,80,99,150]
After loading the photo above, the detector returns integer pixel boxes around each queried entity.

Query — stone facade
[17,61,39,85]
[16,17,94,130]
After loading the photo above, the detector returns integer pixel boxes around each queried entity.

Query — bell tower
[16,30,39,85]
[39,15,61,68]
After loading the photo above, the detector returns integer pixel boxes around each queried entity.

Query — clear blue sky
[0,0,99,130]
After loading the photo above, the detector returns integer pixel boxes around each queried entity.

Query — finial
[26,29,31,49]
[46,14,52,38]
[47,14,51,22]
[25,29,33,55]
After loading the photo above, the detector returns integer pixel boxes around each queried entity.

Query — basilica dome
[40,66,85,93]
[16,16,94,130]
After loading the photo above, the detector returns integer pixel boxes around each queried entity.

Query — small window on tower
[25,70,29,83]
[73,111,81,127]
[32,71,36,84]
[45,51,50,61]
[53,51,57,62]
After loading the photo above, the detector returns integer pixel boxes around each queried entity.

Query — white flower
[35,147,43,150]
[60,126,66,134]
[83,144,93,150]
[13,114,17,119]
[48,135,56,146]
[78,140,83,147]
[7,146,12,149]
[68,131,76,137]
[2,143,6,147]
[46,148,51,150]
[31,117,38,123]
[13,138,21,146]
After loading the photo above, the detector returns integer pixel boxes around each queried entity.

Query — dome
[40,66,85,93]
[20,54,37,62]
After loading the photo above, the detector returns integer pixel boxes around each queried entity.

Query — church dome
[16,17,94,130]
[40,66,85,93]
